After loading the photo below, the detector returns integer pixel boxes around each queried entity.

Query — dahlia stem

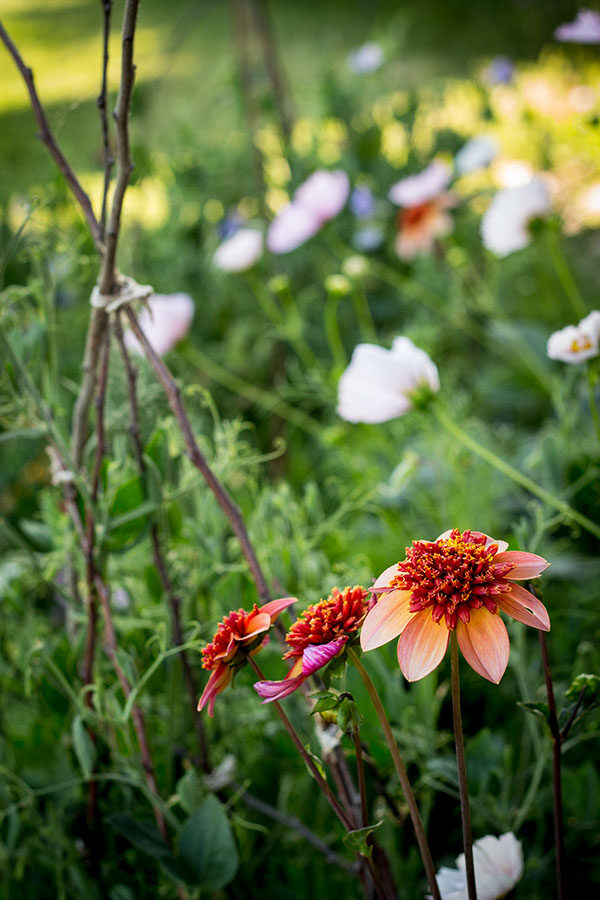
[434,405,600,542]
[450,633,477,900]
[348,648,442,900]
[248,658,353,831]
[537,629,565,900]
[351,721,368,828]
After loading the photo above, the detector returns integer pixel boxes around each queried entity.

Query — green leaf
[342,820,383,857]
[177,796,239,890]
[144,427,170,479]
[517,701,549,722]
[312,695,339,714]
[19,518,53,552]
[71,715,96,779]
[107,814,173,861]
[106,477,154,550]
[565,673,600,701]
[176,769,205,815]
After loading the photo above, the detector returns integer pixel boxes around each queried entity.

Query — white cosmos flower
[481,178,551,257]
[389,161,452,207]
[428,833,523,900]
[337,337,440,424]
[547,310,600,363]
[213,228,263,272]
[267,170,350,254]
[455,136,498,175]
[124,293,194,357]
[554,9,600,44]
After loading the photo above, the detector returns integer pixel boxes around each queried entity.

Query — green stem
[348,648,441,900]
[248,658,353,831]
[450,633,477,900]
[434,404,600,541]
[324,291,347,370]
[546,232,587,318]
[586,365,600,445]
[351,287,377,342]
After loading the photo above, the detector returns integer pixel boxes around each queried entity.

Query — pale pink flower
[429,832,523,900]
[347,42,384,74]
[389,161,452,207]
[481,179,551,257]
[267,170,350,254]
[337,337,440,424]
[213,228,263,272]
[554,9,600,44]
[124,293,194,357]
[547,310,600,363]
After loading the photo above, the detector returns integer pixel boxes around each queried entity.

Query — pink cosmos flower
[198,597,296,716]
[124,293,194,357]
[395,197,454,260]
[554,9,600,44]
[547,310,600,363]
[389,161,452,207]
[213,228,263,272]
[254,586,370,702]
[267,170,350,253]
[361,529,550,684]
[337,337,440,424]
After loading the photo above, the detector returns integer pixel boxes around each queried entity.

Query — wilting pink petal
[258,596,297,620]
[254,674,305,702]
[397,610,450,681]
[494,551,550,580]
[496,584,550,631]
[124,293,194,357]
[360,590,413,650]
[456,608,509,683]
[389,161,452,207]
[301,637,348,675]
[213,228,263,271]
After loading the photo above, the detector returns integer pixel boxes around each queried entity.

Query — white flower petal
[389,161,452,207]
[481,178,551,257]
[455,136,498,175]
[213,228,263,272]
[555,9,600,44]
[430,832,523,900]
[547,309,600,363]
[124,293,195,357]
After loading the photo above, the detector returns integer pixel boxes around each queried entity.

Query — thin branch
[249,0,293,144]
[240,789,356,871]
[113,314,210,771]
[98,1,115,237]
[98,0,140,294]
[72,309,109,469]
[561,686,586,741]
[124,305,272,603]
[230,0,266,204]
[0,19,103,251]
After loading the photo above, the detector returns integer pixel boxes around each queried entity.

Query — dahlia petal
[302,637,348,676]
[360,589,413,650]
[396,610,449,681]
[496,583,550,631]
[240,612,271,639]
[254,674,306,702]
[198,664,231,717]
[456,608,509,683]
[493,551,549,580]
[372,563,400,592]
[258,596,297,621]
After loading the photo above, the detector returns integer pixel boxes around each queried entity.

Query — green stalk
[434,404,600,541]
[450,634,477,900]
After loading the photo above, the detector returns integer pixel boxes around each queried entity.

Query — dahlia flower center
[392,529,510,630]
[202,607,257,670]
[284,586,369,658]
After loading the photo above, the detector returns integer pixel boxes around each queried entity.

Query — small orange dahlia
[198,597,296,716]
[361,529,550,683]
[254,585,370,702]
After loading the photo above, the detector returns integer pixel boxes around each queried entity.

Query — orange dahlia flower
[361,530,550,683]
[254,586,370,702]
[198,597,296,716]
